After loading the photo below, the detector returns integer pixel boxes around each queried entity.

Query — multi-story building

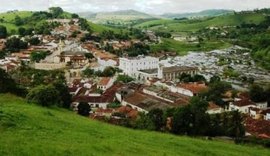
[119,56,159,77]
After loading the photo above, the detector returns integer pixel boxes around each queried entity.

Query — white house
[229,99,256,114]
[97,77,114,91]
[262,109,270,120]
[207,102,224,114]
[97,58,117,67]
[255,102,268,109]
[119,56,159,77]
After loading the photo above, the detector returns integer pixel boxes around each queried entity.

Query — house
[176,82,208,97]
[97,77,114,91]
[54,51,88,65]
[207,102,224,114]
[94,108,114,117]
[119,56,159,77]
[229,99,256,113]
[255,101,268,109]
[72,83,123,109]
[245,117,270,139]
[0,39,6,50]
[249,107,264,120]
[158,65,199,81]
[121,87,189,113]
[262,109,270,120]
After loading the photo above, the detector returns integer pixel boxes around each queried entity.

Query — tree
[14,16,23,26]
[189,97,209,135]
[0,69,17,93]
[172,105,193,135]
[193,74,206,82]
[85,53,94,60]
[0,25,7,38]
[210,75,221,84]
[26,85,60,107]
[205,81,232,107]
[135,113,155,130]
[49,7,64,18]
[52,81,72,109]
[250,84,267,102]
[5,37,28,52]
[117,75,134,83]
[228,111,245,141]
[28,37,41,45]
[18,27,26,36]
[77,102,91,116]
[71,13,79,18]
[83,68,94,77]
[172,97,209,135]
[179,73,193,82]
[102,66,116,77]
[148,108,165,131]
[30,51,47,63]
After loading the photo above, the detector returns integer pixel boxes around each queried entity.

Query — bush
[26,85,60,107]
[0,25,7,38]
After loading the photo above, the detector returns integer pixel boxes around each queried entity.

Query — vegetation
[5,37,28,52]
[150,38,231,55]
[26,85,60,107]
[1,94,269,156]
[0,25,7,38]
[117,75,134,83]
[30,51,48,63]
[0,69,26,96]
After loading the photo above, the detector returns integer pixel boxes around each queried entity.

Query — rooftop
[98,77,111,86]
[163,66,198,73]
[233,99,256,107]
[139,68,158,74]
[177,83,208,94]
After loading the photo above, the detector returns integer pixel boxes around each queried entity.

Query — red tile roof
[178,83,208,94]
[245,117,270,139]
[233,99,256,107]
[208,102,221,110]
[98,77,111,86]
[261,109,270,115]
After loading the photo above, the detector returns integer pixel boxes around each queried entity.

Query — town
[1,5,270,154]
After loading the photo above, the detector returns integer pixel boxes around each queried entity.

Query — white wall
[265,113,270,120]
[119,56,159,77]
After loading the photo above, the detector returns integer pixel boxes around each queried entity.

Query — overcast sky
[0,0,270,14]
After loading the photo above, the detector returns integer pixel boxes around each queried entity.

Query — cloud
[0,0,270,14]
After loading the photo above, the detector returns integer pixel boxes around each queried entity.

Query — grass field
[135,12,266,33]
[0,11,33,22]
[0,94,269,156]
[151,38,231,55]
[0,11,33,33]
[0,11,118,34]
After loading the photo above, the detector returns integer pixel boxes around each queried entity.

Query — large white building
[119,56,159,77]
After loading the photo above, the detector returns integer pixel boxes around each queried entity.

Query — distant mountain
[162,9,234,19]
[78,9,158,24]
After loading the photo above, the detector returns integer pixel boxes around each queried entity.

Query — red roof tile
[178,83,208,94]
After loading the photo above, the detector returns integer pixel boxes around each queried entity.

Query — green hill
[0,11,33,33]
[135,12,266,33]
[0,11,117,34]
[162,9,234,19]
[0,94,269,156]
[79,10,158,24]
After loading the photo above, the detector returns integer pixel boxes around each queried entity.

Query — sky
[0,0,270,14]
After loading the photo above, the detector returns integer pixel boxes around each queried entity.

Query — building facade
[119,56,159,77]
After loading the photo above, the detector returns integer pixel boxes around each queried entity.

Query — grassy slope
[0,94,269,156]
[150,38,231,55]
[0,11,117,34]
[0,11,33,33]
[135,12,266,32]
[88,21,121,33]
